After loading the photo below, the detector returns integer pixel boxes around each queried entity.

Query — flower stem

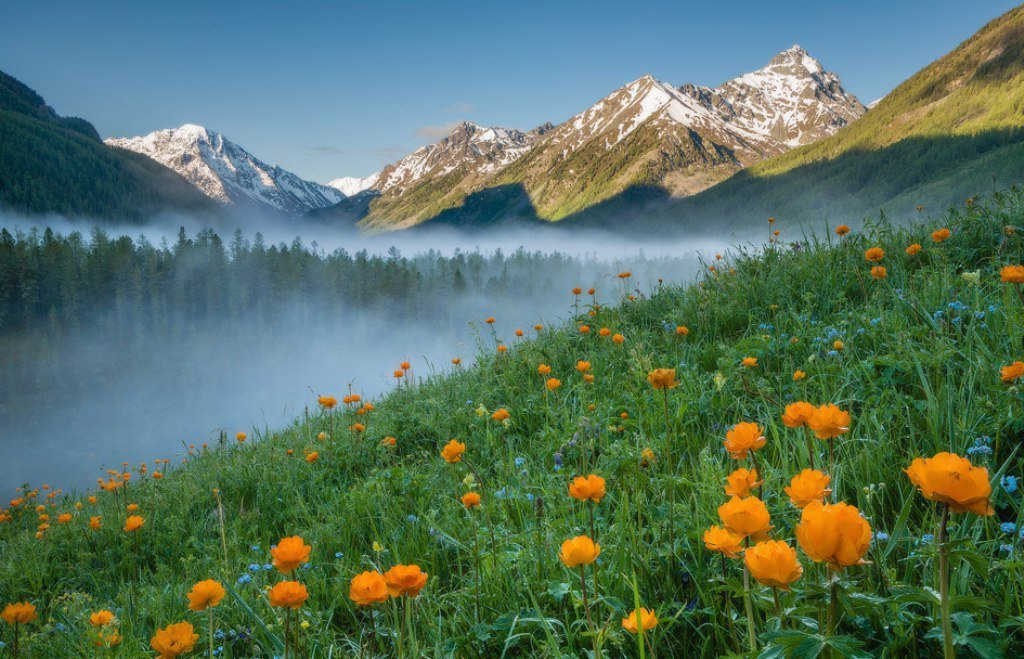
[938,503,954,659]
[742,538,757,653]
[662,389,675,556]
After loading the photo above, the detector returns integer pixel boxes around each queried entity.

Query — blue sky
[1,1,1019,183]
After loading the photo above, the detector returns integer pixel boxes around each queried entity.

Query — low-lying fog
[0,210,739,494]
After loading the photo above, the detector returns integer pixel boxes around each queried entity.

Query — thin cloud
[415,121,464,140]
[444,101,474,114]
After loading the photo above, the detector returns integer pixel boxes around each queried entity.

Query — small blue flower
[55,623,67,632]
[988,305,999,313]
[1000,522,1017,534]
[553,453,563,470]
[250,545,260,552]
[919,534,935,544]
[526,493,535,502]
[874,532,890,542]
[237,574,252,585]
[301,562,312,570]
[870,318,881,326]
[334,552,344,558]
[514,457,525,468]
[967,445,993,456]
[214,630,226,640]
[1002,475,1018,495]
[827,350,838,357]
[1000,544,1015,554]
[247,563,261,572]
[495,487,508,499]
[407,514,419,523]
[262,564,273,571]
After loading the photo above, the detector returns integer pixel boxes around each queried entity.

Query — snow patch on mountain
[327,173,380,197]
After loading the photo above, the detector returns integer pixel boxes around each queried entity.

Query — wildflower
[583,373,595,384]
[906,243,922,255]
[496,345,508,354]
[534,324,544,331]
[1001,265,1024,283]
[538,363,551,375]
[236,432,247,443]
[485,317,495,324]
[622,608,658,634]
[491,408,510,422]
[1001,361,1024,383]
[317,396,337,409]
[612,333,625,344]
[793,370,806,381]
[835,225,850,236]
[871,266,887,279]
[393,369,405,378]
[723,422,766,459]
[618,271,632,279]
[932,228,951,243]
[1002,475,1018,494]
[384,564,428,597]
[559,535,600,567]
[57,513,72,524]
[741,356,758,368]
[905,452,993,515]
[640,448,655,466]
[90,610,115,627]
[718,495,771,539]
[647,368,677,389]
[807,404,850,440]
[268,581,309,609]
[1001,522,1017,534]
[349,422,366,433]
[568,475,606,503]
[579,325,591,334]
[781,402,816,428]
[703,525,744,557]
[962,270,980,285]
[745,540,803,590]
[305,452,319,464]
[461,492,481,509]
[546,378,561,391]
[864,247,885,262]
[784,469,832,508]
[271,536,312,573]
[452,358,461,365]
[576,361,591,373]
[676,326,689,336]
[380,436,396,447]
[1,602,36,625]
[349,571,389,606]
[124,515,144,533]
[724,468,762,498]
[89,516,102,530]
[187,580,226,611]
[150,621,198,657]
[796,501,872,569]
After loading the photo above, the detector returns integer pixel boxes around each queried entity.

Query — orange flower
[89,516,102,530]
[703,525,744,558]
[57,513,72,524]
[741,356,758,368]
[393,369,406,378]
[349,571,389,606]
[384,564,429,597]
[578,325,591,334]
[676,326,689,336]
[784,469,831,508]
[305,452,319,464]
[496,345,508,354]
[491,408,510,421]
[400,361,411,370]
[441,439,466,463]
[268,581,309,609]
[575,360,591,373]
[717,495,771,539]
[807,404,850,440]
[451,358,461,365]
[622,607,658,634]
[864,247,885,262]
[835,225,850,236]
[186,579,225,612]
[534,324,544,331]
[583,373,595,384]
[1002,361,1024,383]
[795,501,872,568]
[317,396,337,409]
[546,378,562,391]
[744,540,803,590]
[871,266,887,279]
[349,422,366,433]
[647,368,677,389]
[618,271,632,279]
[271,536,311,573]
[793,370,806,381]
[1,602,37,625]
[485,317,496,324]
[150,621,198,658]
[723,422,766,459]
[559,535,600,567]
[599,327,611,337]
[515,329,524,337]
[568,475,606,503]
[612,333,625,344]
[1001,265,1024,283]
[781,401,816,428]
[124,515,144,533]
[906,243,922,256]
[538,363,552,375]
[90,610,115,627]
[932,228,951,243]
[380,436,397,447]
[461,492,481,509]
[905,452,993,515]
[572,287,582,295]
[236,432,247,443]
[724,468,762,498]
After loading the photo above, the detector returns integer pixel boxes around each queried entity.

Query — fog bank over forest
[0,210,740,493]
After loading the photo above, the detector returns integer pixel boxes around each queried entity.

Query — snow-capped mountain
[327,173,380,197]
[357,45,864,229]
[106,124,344,213]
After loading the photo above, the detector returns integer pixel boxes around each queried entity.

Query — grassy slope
[2,191,1024,655]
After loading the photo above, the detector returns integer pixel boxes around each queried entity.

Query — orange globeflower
[703,525,744,558]
[451,358,461,365]
[393,369,405,378]
[534,324,544,331]
[349,422,366,433]
[485,317,496,324]
[723,422,766,459]
[578,325,591,334]
[807,404,850,440]
[236,432,247,443]
[150,621,198,658]
[568,475,606,503]
[546,378,562,391]
[305,452,319,464]
[744,540,803,590]
[835,224,850,236]
[57,513,72,524]
[441,439,466,463]
[622,608,658,634]
[384,564,429,597]
[400,361,411,370]
[271,536,311,573]
[724,468,762,498]
[676,326,690,336]
[1001,265,1024,283]
[793,370,806,381]
[781,401,816,428]
[1,602,37,624]
[718,495,771,539]
[618,271,632,279]
[612,333,625,344]
[124,515,144,533]
[871,266,887,279]
[906,243,922,256]
[932,228,951,243]
[741,356,758,368]
[268,581,309,609]
[559,535,601,567]
[599,327,611,337]
[1002,361,1024,383]
[515,329,524,337]
[90,610,115,627]
[647,368,677,389]
[576,360,591,373]
[905,452,993,515]
[89,516,102,530]
[380,436,397,447]
[496,345,508,354]
[461,492,481,509]
[796,501,872,569]
[349,571,389,606]
[317,396,338,409]
[186,580,225,612]
[491,408,510,422]
[784,469,831,508]
[538,363,552,375]
[864,247,885,262]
